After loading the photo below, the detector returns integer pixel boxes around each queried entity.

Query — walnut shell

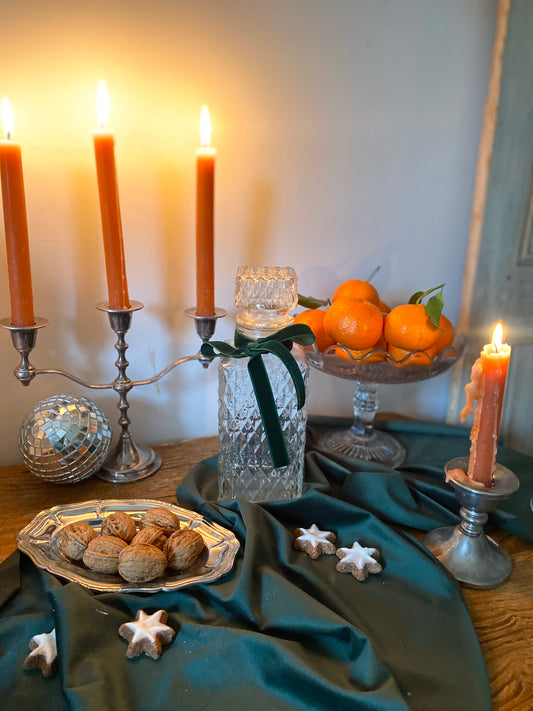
[100,511,137,542]
[131,525,167,551]
[164,529,205,570]
[140,507,180,536]
[83,535,128,574]
[118,544,167,583]
[55,521,97,561]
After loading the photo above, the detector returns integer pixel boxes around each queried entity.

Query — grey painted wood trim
[447,0,510,423]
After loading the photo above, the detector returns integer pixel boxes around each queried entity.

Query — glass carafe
[217,266,308,502]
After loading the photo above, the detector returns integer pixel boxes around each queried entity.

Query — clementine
[324,297,383,350]
[384,303,439,351]
[334,335,387,363]
[294,309,335,352]
[387,343,437,367]
[433,314,455,353]
[332,279,380,307]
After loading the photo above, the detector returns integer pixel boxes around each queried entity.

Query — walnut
[131,525,167,551]
[118,544,167,583]
[55,521,97,561]
[83,535,128,574]
[164,529,205,570]
[139,507,180,536]
[100,511,137,542]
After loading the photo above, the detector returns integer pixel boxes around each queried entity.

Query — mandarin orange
[324,297,383,350]
[332,279,380,307]
[384,303,439,351]
[387,343,437,367]
[294,309,335,352]
[334,335,387,363]
[433,314,455,353]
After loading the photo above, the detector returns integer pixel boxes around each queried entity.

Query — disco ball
[18,394,113,484]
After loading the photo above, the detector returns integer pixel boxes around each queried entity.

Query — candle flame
[492,322,503,351]
[1,97,14,140]
[199,105,211,147]
[97,80,110,129]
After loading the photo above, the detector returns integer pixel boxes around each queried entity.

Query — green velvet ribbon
[200,324,315,468]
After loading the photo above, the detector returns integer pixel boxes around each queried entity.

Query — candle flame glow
[492,322,503,351]
[97,80,110,129]
[199,105,211,147]
[1,97,14,140]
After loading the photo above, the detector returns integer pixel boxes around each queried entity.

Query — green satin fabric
[0,420,530,710]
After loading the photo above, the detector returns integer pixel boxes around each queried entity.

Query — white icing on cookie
[122,610,172,644]
[336,542,379,569]
[295,524,334,548]
[27,629,57,666]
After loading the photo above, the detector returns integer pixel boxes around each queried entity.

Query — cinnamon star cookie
[23,628,58,677]
[336,541,382,581]
[293,524,336,559]
[119,610,176,659]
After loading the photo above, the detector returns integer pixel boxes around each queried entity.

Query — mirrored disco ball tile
[18,394,112,484]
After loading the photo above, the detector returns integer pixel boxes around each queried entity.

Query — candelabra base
[96,436,162,483]
[423,457,519,588]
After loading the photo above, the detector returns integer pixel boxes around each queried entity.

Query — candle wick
[6,129,11,140]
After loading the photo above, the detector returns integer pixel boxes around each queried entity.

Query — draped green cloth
[0,419,531,711]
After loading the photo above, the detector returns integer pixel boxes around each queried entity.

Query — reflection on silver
[424,457,520,588]
[17,498,240,593]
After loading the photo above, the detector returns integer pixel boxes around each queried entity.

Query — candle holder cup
[2,303,226,483]
[0,317,49,386]
[423,456,520,588]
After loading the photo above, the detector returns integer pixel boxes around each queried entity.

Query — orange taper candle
[461,322,511,486]
[195,105,216,317]
[0,98,35,327]
[93,81,130,310]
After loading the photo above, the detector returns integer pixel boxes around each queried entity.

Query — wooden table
[1,436,532,710]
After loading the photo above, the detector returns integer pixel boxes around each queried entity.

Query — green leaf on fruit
[408,290,426,305]
[297,293,331,309]
[408,283,445,328]
[425,291,444,328]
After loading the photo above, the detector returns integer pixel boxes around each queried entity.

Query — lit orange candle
[460,322,511,486]
[0,98,35,327]
[93,80,130,310]
[195,105,216,317]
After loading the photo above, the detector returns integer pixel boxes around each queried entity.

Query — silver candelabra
[1,302,226,483]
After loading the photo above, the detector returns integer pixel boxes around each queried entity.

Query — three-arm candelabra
[1,301,226,483]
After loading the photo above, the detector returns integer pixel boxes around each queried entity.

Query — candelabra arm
[32,368,114,390]
[131,354,202,387]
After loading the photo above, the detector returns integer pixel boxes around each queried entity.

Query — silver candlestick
[423,456,520,588]
[1,302,226,483]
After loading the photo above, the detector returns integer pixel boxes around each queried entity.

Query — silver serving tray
[17,498,240,593]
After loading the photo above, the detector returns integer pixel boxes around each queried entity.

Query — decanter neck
[236,308,294,340]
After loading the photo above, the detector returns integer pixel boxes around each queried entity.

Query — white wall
[0,0,497,466]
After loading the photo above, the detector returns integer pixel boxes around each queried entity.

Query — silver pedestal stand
[423,456,520,588]
[1,303,226,483]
